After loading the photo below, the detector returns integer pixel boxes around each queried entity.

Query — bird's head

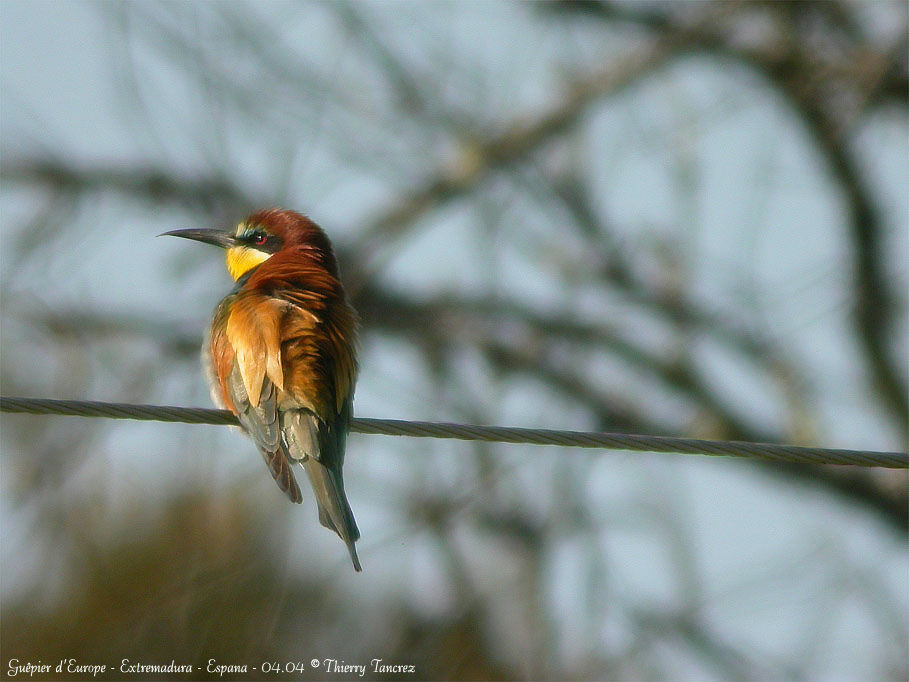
[162,208,337,281]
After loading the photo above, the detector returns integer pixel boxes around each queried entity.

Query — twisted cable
[1,396,905,468]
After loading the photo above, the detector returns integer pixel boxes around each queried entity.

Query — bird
[162,208,361,571]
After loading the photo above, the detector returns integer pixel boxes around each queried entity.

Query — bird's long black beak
[158,228,238,250]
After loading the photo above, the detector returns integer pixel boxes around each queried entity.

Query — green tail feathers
[301,457,361,571]
[281,407,361,572]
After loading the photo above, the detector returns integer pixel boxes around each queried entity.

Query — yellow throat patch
[225,246,270,281]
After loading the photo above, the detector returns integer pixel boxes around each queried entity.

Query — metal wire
[1,396,906,468]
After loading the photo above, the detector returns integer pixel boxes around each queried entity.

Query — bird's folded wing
[224,353,302,503]
[225,296,287,406]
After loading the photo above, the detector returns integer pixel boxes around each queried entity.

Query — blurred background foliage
[1,1,906,680]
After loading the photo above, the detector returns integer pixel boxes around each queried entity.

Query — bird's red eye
[254,233,267,245]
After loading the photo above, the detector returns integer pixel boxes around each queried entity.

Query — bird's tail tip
[348,541,362,572]
[300,458,362,571]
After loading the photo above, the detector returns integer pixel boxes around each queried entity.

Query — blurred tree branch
[1,160,254,213]
[545,0,909,436]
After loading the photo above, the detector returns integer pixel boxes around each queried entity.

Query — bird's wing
[225,364,302,504]
[211,295,302,503]
[224,295,287,406]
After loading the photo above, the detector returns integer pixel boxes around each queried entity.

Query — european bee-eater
[163,208,361,571]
